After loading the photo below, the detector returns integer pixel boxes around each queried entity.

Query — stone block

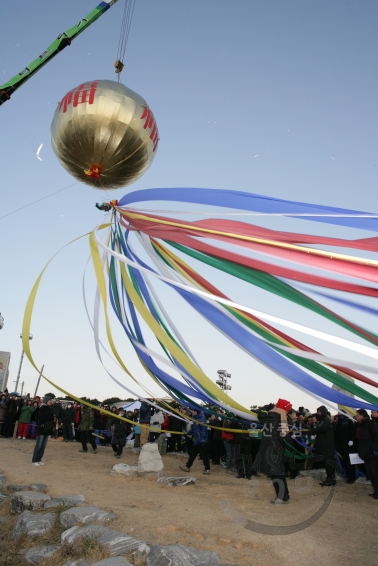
[61,524,107,544]
[137,443,164,478]
[147,545,219,566]
[157,477,196,487]
[14,510,56,539]
[24,545,59,564]
[61,525,143,556]
[7,484,29,492]
[30,484,48,492]
[44,495,85,508]
[92,559,133,566]
[10,491,51,514]
[0,493,8,505]
[62,560,89,566]
[133,543,151,566]
[111,464,138,478]
[0,473,6,488]
[60,506,116,529]
[7,483,47,493]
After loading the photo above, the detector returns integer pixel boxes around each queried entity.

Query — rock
[62,560,89,566]
[0,493,9,505]
[24,545,59,564]
[133,544,151,566]
[0,473,6,488]
[60,506,116,529]
[61,525,143,556]
[30,483,48,492]
[147,545,219,566]
[11,491,51,514]
[137,443,164,478]
[99,528,143,556]
[7,483,47,493]
[7,484,30,492]
[298,469,344,483]
[14,510,56,539]
[92,559,132,566]
[165,452,187,458]
[157,477,196,487]
[111,464,139,478]
[156,435,167,456]
[356,476,372,485]
[62,524,107,544]
[44,495,85,508]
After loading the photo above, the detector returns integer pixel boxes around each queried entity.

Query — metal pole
[34,365,44,397]
[20,381,24,397]
[14,349,25,393]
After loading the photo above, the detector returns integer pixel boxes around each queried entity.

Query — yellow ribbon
[20,225,253,433]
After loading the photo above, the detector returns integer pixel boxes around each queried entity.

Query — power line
[0,182,78,221]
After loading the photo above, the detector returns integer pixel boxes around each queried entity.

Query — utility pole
[14,350,25,393]
[34,365,44,398]
[15,333,33,393]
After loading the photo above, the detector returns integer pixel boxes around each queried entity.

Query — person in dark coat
[111,408,129,458]
[311,405,336,486]
[3,394,19,437]
[252,399,292,504]
[51,399,62,438]
[356,409,378,499]
[61,402,76,442]
[32,395,55,466]
[333,413,355,483]
[78,405,97,453]
[285,410,305,479]
[208,412,223,465]
[179,408,193,454]
[139,401,152,447]
[180,409,210,474]
[167,412,185,453]
[371,410,378,426]
[0,394,7,437]
[234,420,259,479]
[93,407,103,432]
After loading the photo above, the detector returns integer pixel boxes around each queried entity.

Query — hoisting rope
[115,0,136,77]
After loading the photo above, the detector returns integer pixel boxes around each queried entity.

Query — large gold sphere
[51,80,159,190]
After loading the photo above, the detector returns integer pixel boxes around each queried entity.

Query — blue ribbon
[119,188,378,232]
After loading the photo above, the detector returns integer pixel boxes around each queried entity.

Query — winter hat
[42,395,53,404]
[275,398,292,412]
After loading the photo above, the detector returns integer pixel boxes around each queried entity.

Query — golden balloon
[51,80,159,190]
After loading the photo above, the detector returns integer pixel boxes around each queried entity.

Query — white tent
[121,400,141,412]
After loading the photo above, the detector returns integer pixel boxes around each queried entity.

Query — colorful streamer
[22,187,378,420]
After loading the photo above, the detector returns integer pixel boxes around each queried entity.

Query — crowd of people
[1,390,378,504]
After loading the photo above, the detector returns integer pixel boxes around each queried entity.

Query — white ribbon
[93,223,378,361]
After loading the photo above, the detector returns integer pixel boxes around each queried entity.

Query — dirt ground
[1,438,378,566]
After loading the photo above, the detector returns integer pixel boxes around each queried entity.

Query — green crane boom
[0,0,119,106]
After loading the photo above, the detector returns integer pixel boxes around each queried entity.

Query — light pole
[14,333,33,393]
[216,369,232,394]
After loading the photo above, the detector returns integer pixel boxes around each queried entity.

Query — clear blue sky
[1,0,377,410]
